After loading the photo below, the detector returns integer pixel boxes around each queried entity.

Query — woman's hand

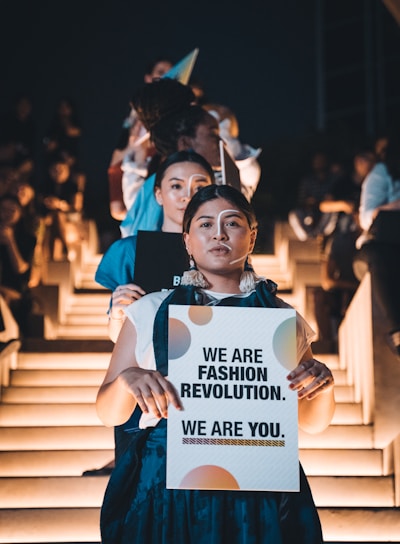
[287,358,334,400]
[110,283,146,319]
[118,367,183,419]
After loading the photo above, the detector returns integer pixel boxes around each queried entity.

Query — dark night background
[2,0,400,249]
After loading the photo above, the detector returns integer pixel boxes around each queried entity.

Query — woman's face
[155,161,213,232]
[49,162,70,183]
[188,113,221,169]
[183,197,256,283]
[14,183,35,207]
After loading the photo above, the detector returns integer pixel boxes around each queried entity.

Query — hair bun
[131,79,195,131]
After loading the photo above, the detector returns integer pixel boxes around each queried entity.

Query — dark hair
[152,106,215,157]
[144,56,174,77]
[183,185,257,234]
[154,150,215,190]
[131,78,195,132]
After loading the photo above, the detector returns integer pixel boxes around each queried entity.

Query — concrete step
[309,475,395,507]
[0,404,102,426]
[0,445,387,478]
[0,426,114,450]
[0,450,113,476]
[54,324,109,340]
[0,473,395,509]
[298,424,374,448]
[16,352,110,370]
[1,507,400,543]
[10,369,106,386]
[318,507,400,542]
[64,293,110,308]
[0,477,108,508]
[331,402,363,425]
[61,314,109,326]
[300,446,392,476]
[2,386,99,403]
[0,508,400,544]
[0,507,101,543]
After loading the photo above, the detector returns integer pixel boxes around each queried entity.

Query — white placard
[166,305,299,491]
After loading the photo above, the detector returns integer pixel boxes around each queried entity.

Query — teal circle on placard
[272,317,297,370]
[168,318,191,359]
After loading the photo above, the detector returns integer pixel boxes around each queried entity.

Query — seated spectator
[108,56,174,221]
[39,153,84,261]
[288,151,340,241]
[0,194,37,337]
[353,135,400,359]
[312,148,375,352]
[11,179,45,287]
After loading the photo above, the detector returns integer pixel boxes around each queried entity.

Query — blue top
[119,173,163,237]
[95,235,138,291]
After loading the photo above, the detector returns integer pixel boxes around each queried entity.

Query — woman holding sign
[96,184,335,543]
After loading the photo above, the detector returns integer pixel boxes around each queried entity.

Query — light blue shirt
[119,173,163,237]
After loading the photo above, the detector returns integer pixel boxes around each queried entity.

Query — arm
[287,346,335,434]
[96,318,183,427]
[108,160,126,221]
[359,165,391,231]
[319,199,354,214]
[0,226,32,274]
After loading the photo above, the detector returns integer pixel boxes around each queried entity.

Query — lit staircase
[0,221,400,543]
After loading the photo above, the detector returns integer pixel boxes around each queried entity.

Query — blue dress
[100,284,323,543]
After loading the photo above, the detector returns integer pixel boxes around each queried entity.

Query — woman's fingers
[287,359,334,399]
[120,368,183,418]
[112,284,146,305]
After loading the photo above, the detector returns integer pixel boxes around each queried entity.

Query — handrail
[338,272,374,424]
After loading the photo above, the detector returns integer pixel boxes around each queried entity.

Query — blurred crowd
[1,59,399,362]
[0,94,86,344]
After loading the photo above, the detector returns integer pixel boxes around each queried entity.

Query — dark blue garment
[102,420,322,544]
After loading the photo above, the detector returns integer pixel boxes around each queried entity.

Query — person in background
[43,96,82,168]
[97,150,214,342]
[11,179,46,288]
[0,93,36,177]
[288,150,339,242]
[353,135,400,359]
[39,152,84,261]
[0,194,37,337]
[190,76,262,201]
[312,148,376,352]
[119,78,221,238]
[108,56,174,221]
[96,184,335,544]
[42,96,86,205]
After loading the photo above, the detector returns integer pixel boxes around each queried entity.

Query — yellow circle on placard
[179,465,240,490]
[188,305,213,325]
